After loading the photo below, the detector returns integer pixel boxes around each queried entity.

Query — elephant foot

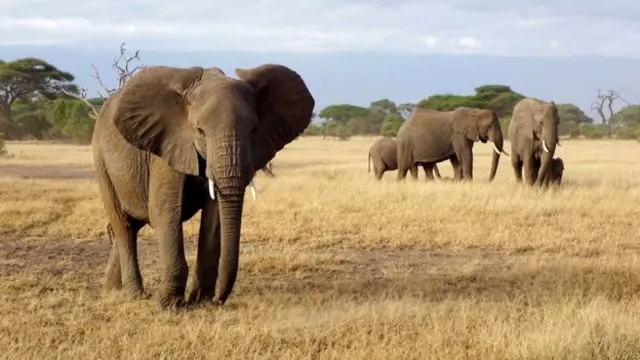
[121,283,146,301]
[186,285,215,306]
[103,275,123,291]
[156,286,188,310]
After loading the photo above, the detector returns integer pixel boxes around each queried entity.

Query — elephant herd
[85,61,565,312]
[368,98,565,187]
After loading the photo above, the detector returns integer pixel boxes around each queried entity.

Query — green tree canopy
[0,58,77,139]
[380,113,404,137]
[416,84,525,118]
[611,105,640,125]
[556,103,594,124]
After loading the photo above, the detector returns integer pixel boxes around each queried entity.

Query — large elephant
[92,64,314,309]
[507,97,559,186]
[368,136,442,180]
[396,107,508,181]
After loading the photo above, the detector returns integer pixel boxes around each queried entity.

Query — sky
[1,0,639,119]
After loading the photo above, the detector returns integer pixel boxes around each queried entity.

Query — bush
[614,125,640,140]
[579,124,604,139]
[0,132,8,157]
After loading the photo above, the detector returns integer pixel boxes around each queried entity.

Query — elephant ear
[234,64,315,171]
[113,66,204,176]
[450,107,480,141]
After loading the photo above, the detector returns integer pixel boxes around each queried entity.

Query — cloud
[1,0,639,57]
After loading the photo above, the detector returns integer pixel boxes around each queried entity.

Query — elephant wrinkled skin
[396,107,508,182]
[368,137,443,180]
[507,97,560,187]
[92,64,314,309]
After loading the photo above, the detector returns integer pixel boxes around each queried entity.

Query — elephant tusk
[492,143,501,155]
[542,140,550,153]
[249,180,257,201]
[208,179,215,200]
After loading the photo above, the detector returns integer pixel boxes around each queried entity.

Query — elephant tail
[367,152,371,173]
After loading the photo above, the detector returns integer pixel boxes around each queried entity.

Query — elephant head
[112,64,314,304]
[451,107,508,182]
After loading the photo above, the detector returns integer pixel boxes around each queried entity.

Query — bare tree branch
[60,42,146,119]
[59,87,99,119]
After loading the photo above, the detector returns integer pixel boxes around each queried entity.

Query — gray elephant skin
[92,64,314,309]
[507,97,560,186]
[396,107,508,181]
[368,137,443,180]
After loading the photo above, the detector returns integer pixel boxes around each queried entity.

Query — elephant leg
[422,164,435,181]
[374,164,385,180]
[149,173,189,309]
[103,223,121,290]
[187,199,221,305]
[511,151,523,183]
[409,165,419,180]
[449,156,462,181]
[457,147,473,180]
[523,154,537,186]
[531,157,541,184]
[95,162,144,297]
[397,164,409,181]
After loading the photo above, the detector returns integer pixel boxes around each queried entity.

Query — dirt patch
[0,164,95,179]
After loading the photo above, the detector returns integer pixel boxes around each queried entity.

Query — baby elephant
[368,137,442,180]
[546,157,564,186]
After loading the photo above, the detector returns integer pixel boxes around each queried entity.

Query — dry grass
[1,137,640,359]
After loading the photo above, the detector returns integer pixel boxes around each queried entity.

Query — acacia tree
[0,58,77,139]
[591,89,630,137]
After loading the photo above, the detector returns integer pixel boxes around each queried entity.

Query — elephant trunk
[535,121,558,186]
[488,125,505,182]
[207,135,252,305]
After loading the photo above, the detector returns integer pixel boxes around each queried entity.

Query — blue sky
[1,0,639,120]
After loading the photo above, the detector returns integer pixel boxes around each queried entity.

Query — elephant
[507,97,560,187]
[368,136,443,180]
[396,107,508,182]
[546,157,564,186]
[91,64,315,309]
[261,161,276,178]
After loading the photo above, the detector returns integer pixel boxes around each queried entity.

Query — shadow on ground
[0,164,95,179]
[2,235,639,308]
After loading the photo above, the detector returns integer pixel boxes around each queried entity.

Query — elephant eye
[196,127,205,137]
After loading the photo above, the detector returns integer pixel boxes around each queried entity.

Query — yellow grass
[1,136,640,359]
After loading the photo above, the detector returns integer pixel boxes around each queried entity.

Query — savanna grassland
[1,137,640,360]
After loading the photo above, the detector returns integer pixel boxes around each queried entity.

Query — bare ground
[0,164,95,179]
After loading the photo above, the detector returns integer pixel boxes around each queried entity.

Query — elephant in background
[507,97,560,187]
[396,107,508,182]
[92,64,314,309]
[368,136,443,180]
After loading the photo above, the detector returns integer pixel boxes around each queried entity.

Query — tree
[416,84,524,117]
[591,89,629,137]
[611,105,640,126]
[60,42,145,119]
[398,103,416,119]
[380,113,404,137]
[557,103,593,124]
[318,104,370,124]
[0,58,76,139]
